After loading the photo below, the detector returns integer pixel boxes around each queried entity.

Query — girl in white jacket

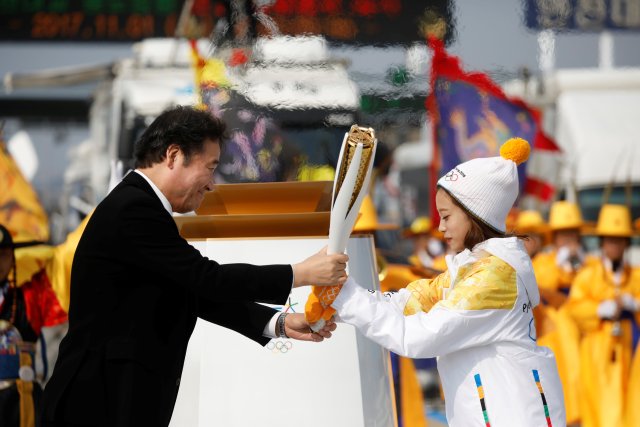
[331,138,566,427]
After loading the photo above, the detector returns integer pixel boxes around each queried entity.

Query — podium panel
[170,235,397,427]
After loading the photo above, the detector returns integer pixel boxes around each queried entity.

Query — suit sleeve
[197,299,277,346]
[118,194,292,305]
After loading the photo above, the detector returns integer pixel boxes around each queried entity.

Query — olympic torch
[305,125,377,331]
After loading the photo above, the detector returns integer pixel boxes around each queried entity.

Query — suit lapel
[121,171,178,231]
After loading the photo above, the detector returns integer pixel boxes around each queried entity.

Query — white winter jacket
[332,237,566,427]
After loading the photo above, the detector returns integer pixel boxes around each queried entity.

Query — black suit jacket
[41,172,292,427]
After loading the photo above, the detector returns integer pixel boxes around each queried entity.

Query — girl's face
[436,188,472,253]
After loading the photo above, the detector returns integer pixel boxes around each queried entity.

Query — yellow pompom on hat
[499,137,531,165]
[594,204,634,238]
[437,137,530,233]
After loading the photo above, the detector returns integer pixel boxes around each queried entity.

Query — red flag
[426,37,561,223]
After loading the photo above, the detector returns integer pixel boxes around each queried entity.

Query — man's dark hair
[134,105,227,168]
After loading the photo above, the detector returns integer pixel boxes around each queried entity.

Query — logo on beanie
[444,167,466,181]
[444,171,458,181]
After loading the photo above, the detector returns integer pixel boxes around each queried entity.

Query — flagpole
[426,39,440,225]
[537,29,556,208]
[537,29,555,83]
[430,112,439,223]
[599,30,614,69]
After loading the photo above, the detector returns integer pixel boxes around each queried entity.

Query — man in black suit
[40,106,348,427]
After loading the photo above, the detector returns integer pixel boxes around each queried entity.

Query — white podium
[169,181,396,427]
[169,235,397,427]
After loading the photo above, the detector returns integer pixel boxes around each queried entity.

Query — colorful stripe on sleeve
[474,373,491,427]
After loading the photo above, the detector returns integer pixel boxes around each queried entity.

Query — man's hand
[285,313,337,342]
[292,246,348,287]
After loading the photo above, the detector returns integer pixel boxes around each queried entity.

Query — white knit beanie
[436,138,530,233]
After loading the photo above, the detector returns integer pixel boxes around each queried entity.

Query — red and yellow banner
[0,141,49,242]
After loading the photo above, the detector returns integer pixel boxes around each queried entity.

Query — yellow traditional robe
[626,342,640,427]
[380,263,429,427]
[566,260,640,427]
[531,250,583,424]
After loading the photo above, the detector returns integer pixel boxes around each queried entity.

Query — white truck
[6,36,360,236]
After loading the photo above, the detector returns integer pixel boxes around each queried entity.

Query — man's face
[0,247,13,281]
[167,139,221,213]
[601,236,627,262]
[523,233,544,258]
[553,229,581,250]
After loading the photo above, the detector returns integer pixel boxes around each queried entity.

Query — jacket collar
[122,170,173,215]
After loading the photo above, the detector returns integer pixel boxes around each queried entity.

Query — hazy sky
[1,0,640,87]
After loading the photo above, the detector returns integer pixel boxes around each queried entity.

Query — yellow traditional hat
[548,201,584,231]
[515,210,548,234]
[594,204,634,238]
[353,195,398,232]
[402,216,432,237]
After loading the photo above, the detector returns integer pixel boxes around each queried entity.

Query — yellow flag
[0,141,49,242]
[189,39,231,109]
[14,244,55,286]
[46,211,92,312]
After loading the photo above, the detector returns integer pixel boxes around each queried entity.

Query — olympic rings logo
[266,339,293,354]
[444,170,459,181]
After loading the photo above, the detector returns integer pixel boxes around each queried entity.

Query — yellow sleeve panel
[403,271,450,316]
[440,255,518,311]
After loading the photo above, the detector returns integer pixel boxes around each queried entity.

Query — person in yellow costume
[629,219,640,426]
[533,201,594,308]
[566,204,640,427]
[514,210,548,259]
[627,338,640,427]
[526,204,583,425]
[401,216,449,411]
[352,195,429,427]
[0,225,68,427]
[404,216,447,275]
[630,214,640,426]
